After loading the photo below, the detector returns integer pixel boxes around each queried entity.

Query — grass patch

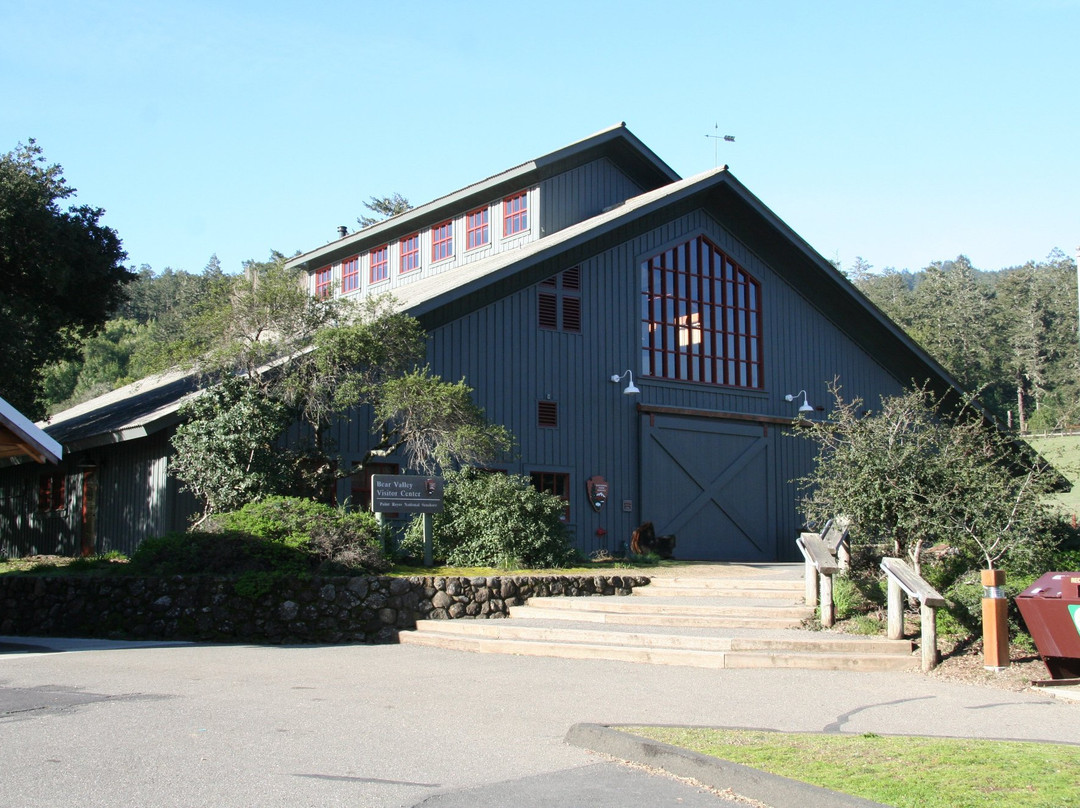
[1027,434,1080,517]
[0,553,129,576]
[626,726,1080,808]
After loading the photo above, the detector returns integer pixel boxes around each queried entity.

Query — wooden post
[837,539,850,572]
[981,568,1010,669]
[804,557,818,608]
[921,603,938,671]
[887,577,904,640]
[820,573,834,627]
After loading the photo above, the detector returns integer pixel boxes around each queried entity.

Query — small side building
[0,371,200,557]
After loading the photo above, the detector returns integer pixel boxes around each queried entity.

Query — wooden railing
[880,557,946,671]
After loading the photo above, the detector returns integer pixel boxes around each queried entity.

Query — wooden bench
[880,557,946,671]
[795,517,850,627]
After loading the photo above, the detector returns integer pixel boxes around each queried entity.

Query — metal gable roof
[39,367,203,452]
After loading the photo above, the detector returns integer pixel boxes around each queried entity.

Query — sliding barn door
[640,414,775,561]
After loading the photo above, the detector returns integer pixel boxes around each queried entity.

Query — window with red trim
[315,265,333,299]
[641,235,762,388]
[38,473,65,512]
[531,471,570,521]
[400,233,420,273]
[503,191,528,236]
[370,245,389,283]
[431,220,453,262]
[341,255,359,293]
[466,207,489,250]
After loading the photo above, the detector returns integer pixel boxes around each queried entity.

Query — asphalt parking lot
[2,636,1075,807]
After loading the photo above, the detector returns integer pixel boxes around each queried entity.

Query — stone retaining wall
[0,573,649,645]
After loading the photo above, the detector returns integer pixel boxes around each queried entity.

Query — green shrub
[128,530,313,578]
[209,496,389,573]
[832,575,861,621]
[400,469,578,568]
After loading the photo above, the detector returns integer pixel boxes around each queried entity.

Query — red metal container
[1015,572,1080,680]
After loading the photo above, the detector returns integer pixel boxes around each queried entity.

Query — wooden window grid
[341,255,359,293]
[370,245,389,283]
[314,265,333,299]
[641,235,762,388]
[432,220,453,262]
[503,191,528,237]
[538,267,581,333]
[531,471,570,522]
[466,207,489,250]
[38,473,65,512]
[400,234,420,273]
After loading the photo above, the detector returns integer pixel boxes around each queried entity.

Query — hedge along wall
[0,573,650,645]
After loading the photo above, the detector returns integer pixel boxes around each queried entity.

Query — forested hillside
[40,256,227,412]
[849,249,1078,432]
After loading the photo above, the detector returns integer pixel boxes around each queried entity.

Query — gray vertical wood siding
[422,207,907,559]
[0,431,196,558]
[539,157,645,236]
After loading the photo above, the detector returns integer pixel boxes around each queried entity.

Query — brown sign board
[371,475,444,514]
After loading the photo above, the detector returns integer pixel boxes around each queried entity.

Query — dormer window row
[311,189,533,298]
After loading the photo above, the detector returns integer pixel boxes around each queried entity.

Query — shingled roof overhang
[285,123,680,275]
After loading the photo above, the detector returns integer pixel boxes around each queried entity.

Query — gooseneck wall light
[785,390,814,413]
[611,370,640,395]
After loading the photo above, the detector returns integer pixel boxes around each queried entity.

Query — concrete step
[398,623,914,671]
[406,620,913,655]
[643,577,805,592]
[633,584,803,600]
[507,605,806,630]
[520,596,813,620]
[396,566,908,673]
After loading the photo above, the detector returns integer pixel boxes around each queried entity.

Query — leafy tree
[357,193,411,228]
[169,274,513,507]
[284,295,426,454]
[169,375,293,525]
[0,139,133,417]
[371,367,514,474]
[796,383,1054,575]
[852,251,1080,430]
[194,252,347,383]
[906,256,997,394]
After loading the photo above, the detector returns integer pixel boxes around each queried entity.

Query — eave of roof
[284,123,680,274]
[0,396,62,464]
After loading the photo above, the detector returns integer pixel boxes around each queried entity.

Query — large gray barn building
[0,124,961,561]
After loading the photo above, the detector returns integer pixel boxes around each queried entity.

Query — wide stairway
[398,566,916,671]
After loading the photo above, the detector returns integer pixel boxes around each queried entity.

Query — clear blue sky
[3,0,1077,277]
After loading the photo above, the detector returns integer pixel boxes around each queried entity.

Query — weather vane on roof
[705,123,735,168]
